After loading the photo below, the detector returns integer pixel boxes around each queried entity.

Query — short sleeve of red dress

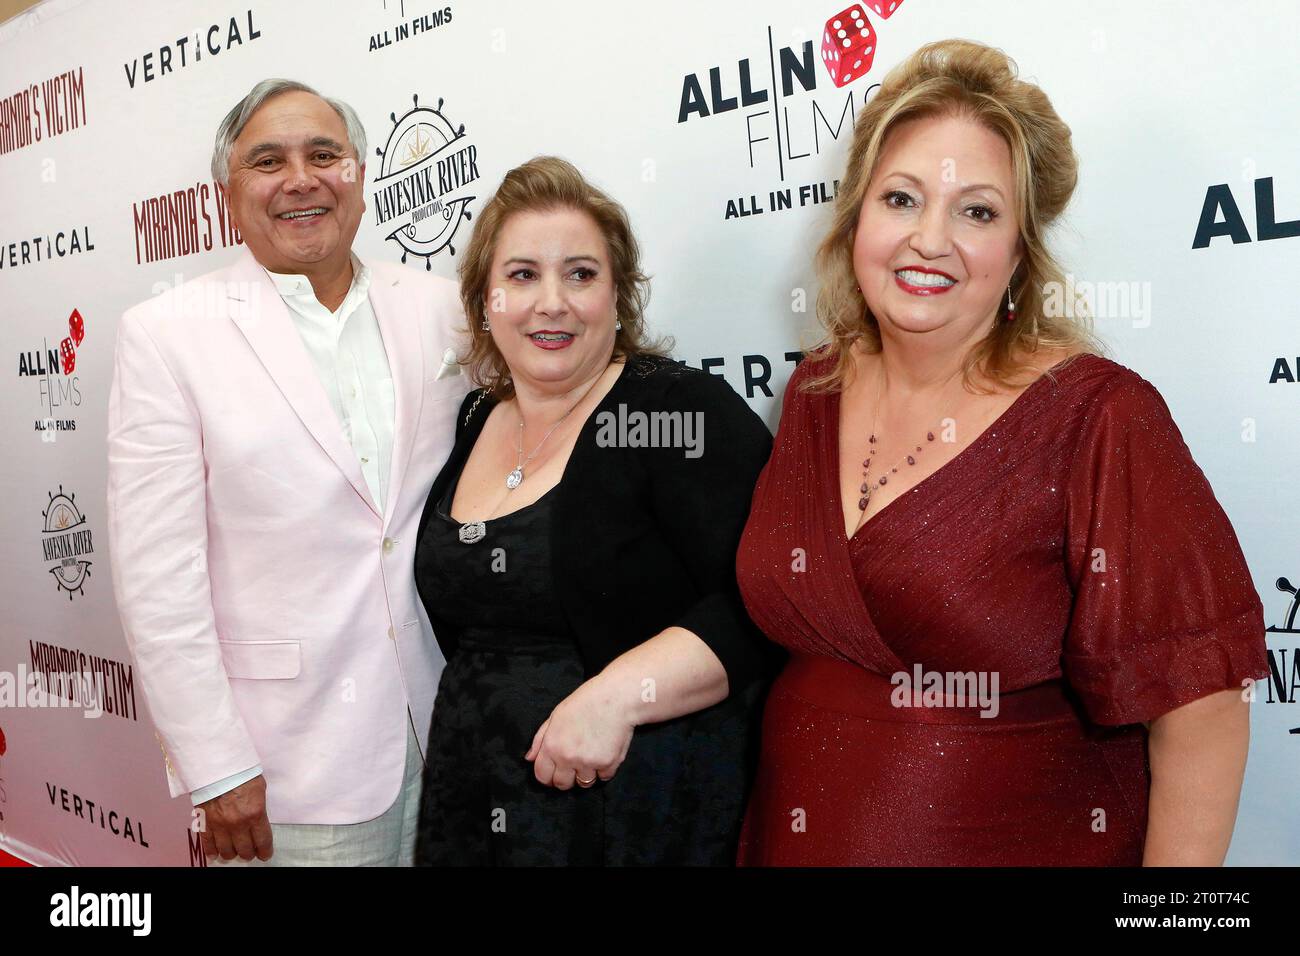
[1062,372,1268,726]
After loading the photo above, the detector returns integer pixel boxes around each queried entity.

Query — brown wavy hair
[805,38,1103,393]
[456,155,669,399]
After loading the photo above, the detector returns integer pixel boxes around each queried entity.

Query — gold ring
[575,773,597,787]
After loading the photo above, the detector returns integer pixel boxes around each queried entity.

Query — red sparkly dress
[735,352,1268,866]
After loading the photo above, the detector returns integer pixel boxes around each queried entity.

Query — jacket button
[387,626,395,640]
[382,537,395,554]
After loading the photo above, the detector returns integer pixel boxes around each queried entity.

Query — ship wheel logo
[372,93,477,270]
[1266,577,1300,635]
[1265,576,1300,735]
[41,484,92,599]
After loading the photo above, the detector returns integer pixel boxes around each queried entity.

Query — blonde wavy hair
[457,155,669,400]
[805,38,1103,393]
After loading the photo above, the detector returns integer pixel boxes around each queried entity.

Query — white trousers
[219,711,424,867]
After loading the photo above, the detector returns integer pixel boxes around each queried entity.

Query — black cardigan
[414,355,775,688]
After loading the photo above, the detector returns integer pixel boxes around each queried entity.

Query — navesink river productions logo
[1264,575,1300,736]
[371,94,480,270]
[41,485,93,599]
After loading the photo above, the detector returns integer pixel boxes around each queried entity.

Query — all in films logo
[1264,575,1300,736]
[41,485,94,600]
[17,307,85,439]
[675,1,913,221]
[367,1,454,52]
[370,94,481,270]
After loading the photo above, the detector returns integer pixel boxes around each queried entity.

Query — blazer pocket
[219,639,302,680]
[424,377,470,407]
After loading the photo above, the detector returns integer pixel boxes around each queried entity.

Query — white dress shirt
[191,254,395,806]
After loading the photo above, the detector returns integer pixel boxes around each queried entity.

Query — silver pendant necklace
[458,368,609,544]
[505,413,566,490]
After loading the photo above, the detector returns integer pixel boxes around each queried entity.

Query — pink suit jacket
[106,248,469,824]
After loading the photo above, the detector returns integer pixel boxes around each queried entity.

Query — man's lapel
[366,261,427,533]
[225,249,382,519]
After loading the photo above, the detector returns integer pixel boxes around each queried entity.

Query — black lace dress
[413,358,775,866]
[414,469,598,865]
[415,463,755,865]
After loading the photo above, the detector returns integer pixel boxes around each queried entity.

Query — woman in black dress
[413,156,774,865]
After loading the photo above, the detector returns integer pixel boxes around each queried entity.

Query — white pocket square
[435,347,462,380]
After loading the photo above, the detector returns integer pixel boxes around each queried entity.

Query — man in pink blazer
[106,79,469,865]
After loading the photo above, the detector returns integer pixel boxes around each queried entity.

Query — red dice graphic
[821,6,877,88]
[60,337,76,373]
[865,0,903,17]
[68,307,84,346]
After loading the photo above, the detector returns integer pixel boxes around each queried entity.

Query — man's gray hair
[211,78,368,186]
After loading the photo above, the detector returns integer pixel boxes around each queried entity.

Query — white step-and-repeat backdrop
[0,0,1296,865]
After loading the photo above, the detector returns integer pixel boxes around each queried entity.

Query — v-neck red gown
[735,351,1268,866]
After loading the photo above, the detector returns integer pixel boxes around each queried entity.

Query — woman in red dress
[735,39,1269,866]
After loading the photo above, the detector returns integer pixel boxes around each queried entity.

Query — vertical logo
[41,485,94,599]
[371,94,480,269]
[122,11,261,89]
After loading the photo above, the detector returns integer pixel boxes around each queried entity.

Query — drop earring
[1004,284,1016,322]
[481,313,491,332]
[615,319,623,332]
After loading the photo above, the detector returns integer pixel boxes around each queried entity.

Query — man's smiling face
[226,90,365,275]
